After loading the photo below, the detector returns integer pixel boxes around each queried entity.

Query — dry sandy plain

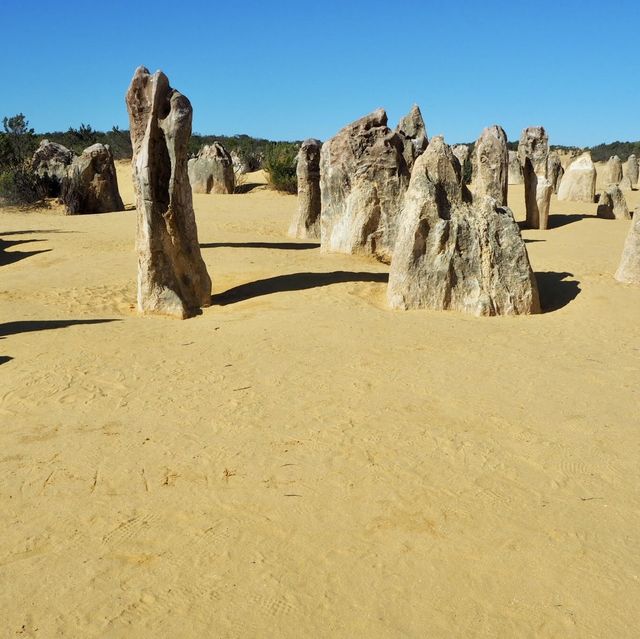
[1,160,639,638]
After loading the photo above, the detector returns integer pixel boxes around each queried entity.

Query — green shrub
[0,164,46,206]
[263,142,298,194]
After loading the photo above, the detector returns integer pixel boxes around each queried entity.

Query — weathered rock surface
[508,151,523,185]
[125,66,212,318]
[535,177,553,229]
[320,108,410,262]
[518,126,549,228]
[188,142,235,194]
[289,139,322,239]
[547,152,564,193]
[31,140,75,196]
[615,212,640,284]
[396,104,428,170]
[474,125,508,205]
[387,136,539,316]
[607,155,623,185]
[625,154,638,189]
[60,143,124,214]
[619,176,633,191]
[452,144,470,181]
[596,185,630,220]
[557,152,597,202]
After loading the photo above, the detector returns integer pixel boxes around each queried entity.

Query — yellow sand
[1,161,639,638]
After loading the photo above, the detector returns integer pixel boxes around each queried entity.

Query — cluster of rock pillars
[30,67,640,318]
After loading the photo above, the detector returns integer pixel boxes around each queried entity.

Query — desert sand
[1,160,639,638]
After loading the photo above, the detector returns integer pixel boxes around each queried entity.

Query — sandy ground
[1,160,639,638]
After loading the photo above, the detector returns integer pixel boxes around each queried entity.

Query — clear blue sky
[1,0,638,146]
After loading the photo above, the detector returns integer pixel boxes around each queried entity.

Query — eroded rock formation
[474,125,508,205]
[557,152,597,202]
[518,126,549,229]
[387,135,539,316]
[125,66,212,318]
[607,155,623,185]
[625,154,638,189]
[596,185,630,220]
[396,104,428,170]
[320,108,410,262]
[31,140,74,196]
[615,213,640,284]
[188,142,235,194]
[452,144,470,183]
[289,138,322,239]
[508,151,523,185]
[547,153,564,193]
[60,143,124,214]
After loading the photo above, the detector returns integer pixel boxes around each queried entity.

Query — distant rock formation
[289,139,322,239]
[474,125,508,205]
[547,152,564,194]
[396,104,428,171]
[320,108,410,262]
[625,154,638,189]
[615,212,640,284]
[387,134,539,316]
[557,152,597,203]
[508,151,523,185]
[31,140,75,196]
[452,144,470,182]
[607,155,623,185]
[518,126,549,229]
[596,185,630,220]
[188,142,235,194]
[60,143,124,214]
[231,150,250,175]
[125,66,212,319]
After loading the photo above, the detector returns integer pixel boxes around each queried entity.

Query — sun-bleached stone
[615,212,640,284]
[625,154,638,189]
[508,151,523,185]
[607,155,623,185]
[289,139,322,239]
[125,66,212,319]
[557,152,597,203]
[188,142,235,194]
[387,136,539,316]
[474,125,508,206]
[396,104,428,170]
[596,185,630,220]
[320,108,410,262]
[518,126,549,229]
[60,143,124,214]
[547,152,564,193]
[31,140,74,195]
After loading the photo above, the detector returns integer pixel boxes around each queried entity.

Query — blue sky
[0,0,638,145]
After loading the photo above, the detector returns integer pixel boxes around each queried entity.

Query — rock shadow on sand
[0,319,120,339]
[1,237,51,267]
[213,271,388,305]
[518,214,594,230]
[536,271,581,312]
[201,241,320,251]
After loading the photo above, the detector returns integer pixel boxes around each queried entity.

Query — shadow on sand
[0,237,51,267]
[0,319,120,339]
[547,213,595,229]
[234,183,265,194]
[201,241,320,251]
[536,271,581,312]
[213,271,389,306]
[519,214,594,231]
[0,356,13,366]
